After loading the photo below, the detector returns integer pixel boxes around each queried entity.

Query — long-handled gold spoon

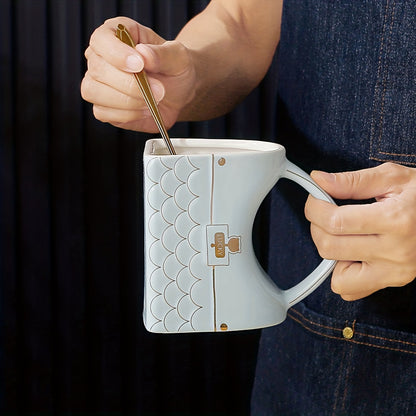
[116,24,176,155]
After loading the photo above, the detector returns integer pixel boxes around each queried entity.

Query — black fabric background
[0,1,279,414]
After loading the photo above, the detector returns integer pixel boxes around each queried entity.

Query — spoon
[115,24,176,155]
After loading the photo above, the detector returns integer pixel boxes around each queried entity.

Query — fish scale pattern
[144,156,211,332]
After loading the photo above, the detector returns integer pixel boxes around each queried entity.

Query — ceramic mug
[143,138,336,333]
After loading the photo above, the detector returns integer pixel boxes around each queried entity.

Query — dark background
[1,1,279,414]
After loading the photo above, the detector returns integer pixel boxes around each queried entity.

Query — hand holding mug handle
[281,160,337,308]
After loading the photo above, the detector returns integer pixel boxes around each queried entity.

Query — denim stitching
[369,0,390,158]
[375,0,416,159]
[354,329,416,347]
[289,308,342,333]
[369,156,416,166]
[288,309,416,355]
[376,0,396,148]
[367,0,415,164]
[348,339,416,355]
[379,151,416,157]
[368,1,416,163]
[290,307,416,347]
[288,311,343,341]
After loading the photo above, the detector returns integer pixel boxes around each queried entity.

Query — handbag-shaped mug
[143,139,336,333]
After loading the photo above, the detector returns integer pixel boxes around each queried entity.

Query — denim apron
[252,1,416,415]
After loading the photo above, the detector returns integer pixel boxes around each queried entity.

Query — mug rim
[144,138,284,156]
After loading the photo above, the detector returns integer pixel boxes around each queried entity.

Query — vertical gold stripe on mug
[210,154,217,331]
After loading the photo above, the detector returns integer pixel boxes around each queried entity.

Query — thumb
[311,165,392,200]
[136,41,190,76]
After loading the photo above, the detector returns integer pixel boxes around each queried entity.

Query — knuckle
[380,161,402,175]
[168,40,186,54]
[396,245,416,265]
[86,55,106,81]
[379,162,411,185]
[92,105,106,122]
[123,74,139,96]
[387,203,416,236]
[312,231,333,259]
[84,46,92,59]
[330,265,346,294]
[389,268,415,288]
[330,277,342,294]
[328,211,343,234]
[80,75,93,101]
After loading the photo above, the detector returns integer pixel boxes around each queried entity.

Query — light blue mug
[143,138,336,333]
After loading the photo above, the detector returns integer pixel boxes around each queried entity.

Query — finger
[85,49,139,97]
[92,104,150,124]
[305,196,391,235]
[85,51,165,101]
[89,19,144,73]
[89,17,165,74]
[83,72,166,112]
[331,261,384,297]
[311,163,408,201]
[81,73,145,109]
[93,105,161,133]
[330,260,415,299]
[135,41,191,76]
[310,224,381,262]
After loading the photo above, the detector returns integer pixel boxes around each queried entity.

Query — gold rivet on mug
[218,158,226,166]
[220,323,228,331]
[342,326,354,339]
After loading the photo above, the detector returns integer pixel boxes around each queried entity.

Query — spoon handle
[116,24,176,155]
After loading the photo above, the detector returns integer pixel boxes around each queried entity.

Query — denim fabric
[252,1,416,415]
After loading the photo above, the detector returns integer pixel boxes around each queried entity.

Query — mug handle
[280,160,337,308]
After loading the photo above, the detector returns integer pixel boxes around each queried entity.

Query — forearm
[176,0,282,121]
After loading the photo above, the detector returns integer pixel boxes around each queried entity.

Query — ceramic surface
[143,139,336,333]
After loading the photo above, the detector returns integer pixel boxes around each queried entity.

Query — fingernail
[126,54,143,72]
